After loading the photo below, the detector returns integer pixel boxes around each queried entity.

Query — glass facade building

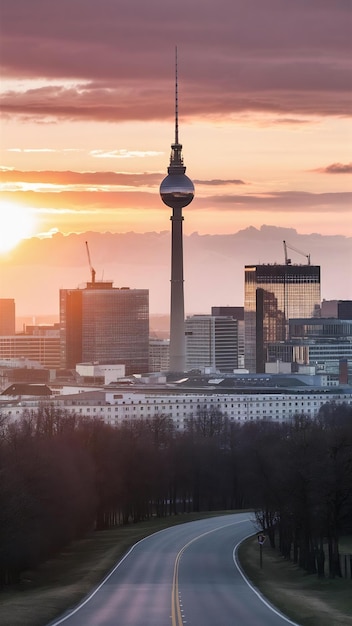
[244,264,321,372]
[60,282,149,375]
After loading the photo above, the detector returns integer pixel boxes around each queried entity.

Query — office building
[185,314,238,373]
[244,264,321,372]
[149,338,170,372]
[212,306,244,368]
[289,318,352,340]
[60,280,149,375]
[267,317,352,382]
[0,299,15,335]
[0,332,60,369]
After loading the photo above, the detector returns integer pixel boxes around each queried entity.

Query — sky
[0,0,351,255]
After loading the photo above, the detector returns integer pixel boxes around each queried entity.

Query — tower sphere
[160,173,194,209]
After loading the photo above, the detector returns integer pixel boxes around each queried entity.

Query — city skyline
[0,0,351,255]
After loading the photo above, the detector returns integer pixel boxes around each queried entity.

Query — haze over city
[0,0,351,317]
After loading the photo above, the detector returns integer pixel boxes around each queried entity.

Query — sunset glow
[0,0,351,316]
[0,202,37,253]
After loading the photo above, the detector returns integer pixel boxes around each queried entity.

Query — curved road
[48,513,299,626]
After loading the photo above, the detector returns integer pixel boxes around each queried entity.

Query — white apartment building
[2,384,351,430]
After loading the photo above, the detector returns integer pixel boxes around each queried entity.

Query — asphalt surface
[48,513,299,626]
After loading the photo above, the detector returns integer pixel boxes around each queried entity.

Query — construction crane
[85,240,96,284]
[283,240,311,265]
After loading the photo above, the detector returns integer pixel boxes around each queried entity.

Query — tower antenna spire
[175,45,179,146]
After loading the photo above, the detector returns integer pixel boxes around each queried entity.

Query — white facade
[2,386,351,431]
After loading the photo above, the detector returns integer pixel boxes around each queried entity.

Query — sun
[0,202,37,253]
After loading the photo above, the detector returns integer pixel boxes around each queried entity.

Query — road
[48,512,299,626]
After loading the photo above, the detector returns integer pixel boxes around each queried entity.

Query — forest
[0,402,351,585]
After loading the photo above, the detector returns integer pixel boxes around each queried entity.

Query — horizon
[2,226,351,322]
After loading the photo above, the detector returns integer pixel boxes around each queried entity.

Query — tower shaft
[170,207,185,371]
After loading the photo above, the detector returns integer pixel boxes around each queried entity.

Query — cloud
[0,189,161,211]
[7,148,82,154]
[268,118,312,126]
[1,187,350,217]
[1,0,351,121]
[315,162,352,174]
[36,228,60,239]
[7,148,56,153]
[90,149,163,159]
[196,191,352,212]
[1,229,351,319]
[1,82,351,123]
[194,179,246,186]
[0,169,163,188]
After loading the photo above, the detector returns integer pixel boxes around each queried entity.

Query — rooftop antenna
[175,45,179,146]
[85,241,96,284]
[168,46,184,172]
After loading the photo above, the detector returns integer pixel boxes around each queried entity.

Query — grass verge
[0,513,351,626]
[238,536,352,626]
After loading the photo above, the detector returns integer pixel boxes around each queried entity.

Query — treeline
[0,403,351,585]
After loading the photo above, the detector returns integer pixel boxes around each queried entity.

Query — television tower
[160,48,195,372]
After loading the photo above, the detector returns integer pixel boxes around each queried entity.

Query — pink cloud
[316,163,352,174]
[195,191,352,212]
[0,188,350,215]
[1,0,351,121]
[194,179,246,186]
[0,169,162,187]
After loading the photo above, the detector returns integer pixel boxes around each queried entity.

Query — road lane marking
[171,518,251,626]
[172,545,184,626]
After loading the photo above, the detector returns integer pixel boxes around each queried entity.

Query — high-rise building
[159,49,194,372]
[60,280,149,375]
[244,264,321,372]
[211,306,245,368]
[185,314,238,373]
[0,299,15,335]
